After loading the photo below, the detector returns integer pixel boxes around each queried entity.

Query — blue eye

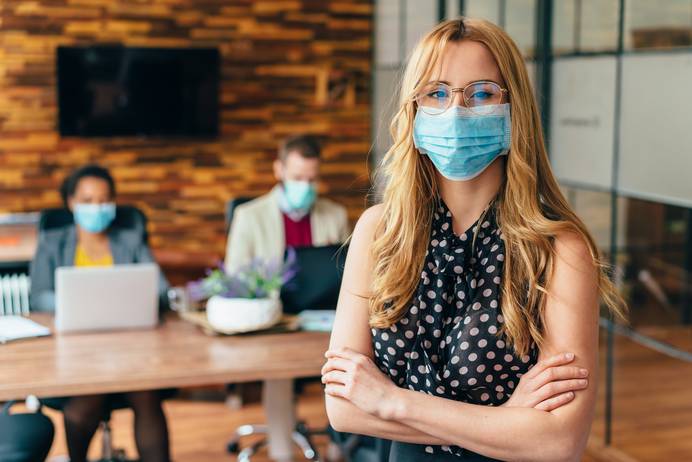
[470,91,492,100]
[428,88,450,100]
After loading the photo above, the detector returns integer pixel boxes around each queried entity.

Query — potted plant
[187,249,298,334]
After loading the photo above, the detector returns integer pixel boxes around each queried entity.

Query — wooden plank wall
[0,0,372,256]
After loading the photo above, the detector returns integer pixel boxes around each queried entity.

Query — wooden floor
[37,328,690,462]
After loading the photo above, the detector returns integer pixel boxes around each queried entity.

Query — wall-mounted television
[57,46,219,138]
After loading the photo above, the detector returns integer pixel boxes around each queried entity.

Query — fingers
[321,357,354,375]
[524,352,575,380]
[325,347,367,362]
[533,365,589,390]
[534,391,576,412]
[324,383,347,399]
[321,370,348,386]
[534,378,589,404]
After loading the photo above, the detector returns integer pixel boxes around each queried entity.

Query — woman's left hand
[322,347,399,418]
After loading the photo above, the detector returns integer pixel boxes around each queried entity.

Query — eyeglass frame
[413,80,509,115]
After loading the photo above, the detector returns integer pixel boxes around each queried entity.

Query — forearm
[325,395,449,445]
[387,388,584,462]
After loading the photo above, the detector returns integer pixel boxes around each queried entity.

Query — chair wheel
[227,441,240,453]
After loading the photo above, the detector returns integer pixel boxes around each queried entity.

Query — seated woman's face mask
[73,203,116,233]
[413,103,511,181]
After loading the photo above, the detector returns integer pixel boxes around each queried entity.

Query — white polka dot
[433,329,441,338]
[476,364,486,373]
[468,378,477,385]
[425,315,434,324]
[481,393,490,401]
[490,300,498,308]
[460,367,468,374]
[488,325,498,334]
[396,339,405,348]
[486,265,496,273]
[451,355,460,364]
[460,341,469,350]
[381,332,389,341]
[504,354,514,362]
[390,369,398,376]
[387,347,396,355]
[427,290,436,299]
[434,304,443,312]
[470,327,479,336]
[405,330,414,339]
[478,339,488,348]
[497,254,505,261]
[487,351,496,359]
[425,446,434,454]
[485,374,494,383]
[453,265,463,274]
[483,288,492,297]
[468,353,478,361]
[480,313,490,322]
[472,302,482,310]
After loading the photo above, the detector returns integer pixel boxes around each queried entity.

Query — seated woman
[30,164,170,462]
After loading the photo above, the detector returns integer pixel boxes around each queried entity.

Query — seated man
[225,135,350,272]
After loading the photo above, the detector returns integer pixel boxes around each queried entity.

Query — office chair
[225,196,254,235]
[38,204,167,462]
[227,245,348,461]
[0,399,55,462]
[39,205,149,243]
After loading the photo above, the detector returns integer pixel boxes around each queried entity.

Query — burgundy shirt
[282,212,313,248]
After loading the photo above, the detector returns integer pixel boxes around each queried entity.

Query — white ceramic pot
[206,295,282,334]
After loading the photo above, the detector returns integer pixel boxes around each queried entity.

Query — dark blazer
[29,225,169,312]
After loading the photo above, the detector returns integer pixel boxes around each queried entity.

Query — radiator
[0,274,31,316]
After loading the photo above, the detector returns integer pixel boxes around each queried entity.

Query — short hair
[60,164,116,208]
[279,135,321,161]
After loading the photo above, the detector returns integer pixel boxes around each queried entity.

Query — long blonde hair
[370,18,626,356]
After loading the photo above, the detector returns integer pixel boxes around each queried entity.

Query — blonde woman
[321,18,626,462]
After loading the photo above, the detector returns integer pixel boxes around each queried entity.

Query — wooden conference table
[0,313,331,461]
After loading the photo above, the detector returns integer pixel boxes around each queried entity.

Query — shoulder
[235,192,275,218]
[38,226,71,246]
[352,204,384,242]
[315,197,347,217]
[552,230,596,276]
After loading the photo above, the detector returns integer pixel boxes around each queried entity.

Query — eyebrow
[429,79,501,87]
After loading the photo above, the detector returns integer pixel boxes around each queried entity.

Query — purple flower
[187,252,299,301]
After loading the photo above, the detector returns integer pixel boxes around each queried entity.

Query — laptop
[280,244,347,315]
[55,263,159,333]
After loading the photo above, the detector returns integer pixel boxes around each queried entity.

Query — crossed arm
[323,206,600,462]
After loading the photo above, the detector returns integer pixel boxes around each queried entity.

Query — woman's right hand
[502,352,589,411]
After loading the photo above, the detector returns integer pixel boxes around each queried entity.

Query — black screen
[57,46,219,137]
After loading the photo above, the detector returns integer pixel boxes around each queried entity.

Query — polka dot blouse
[371,198,538,458]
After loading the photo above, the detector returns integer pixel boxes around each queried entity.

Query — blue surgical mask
[413,103,511,181]
[73,203,116,234]
[279,180,317,220]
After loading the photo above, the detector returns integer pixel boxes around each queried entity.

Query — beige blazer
[224,187,351,273]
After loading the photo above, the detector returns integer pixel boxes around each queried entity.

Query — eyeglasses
[414,80,508,115]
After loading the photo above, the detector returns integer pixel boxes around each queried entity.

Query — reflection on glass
[580,0,619,52]
[465,0,501,26]
[553,0,577,54]
[618,197,692,341]
[625,0,692,50]
[563,186,613,253]
[505,0,537,57]
[552,0,619,54]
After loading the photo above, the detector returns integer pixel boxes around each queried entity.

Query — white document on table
[0,316,51,343]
